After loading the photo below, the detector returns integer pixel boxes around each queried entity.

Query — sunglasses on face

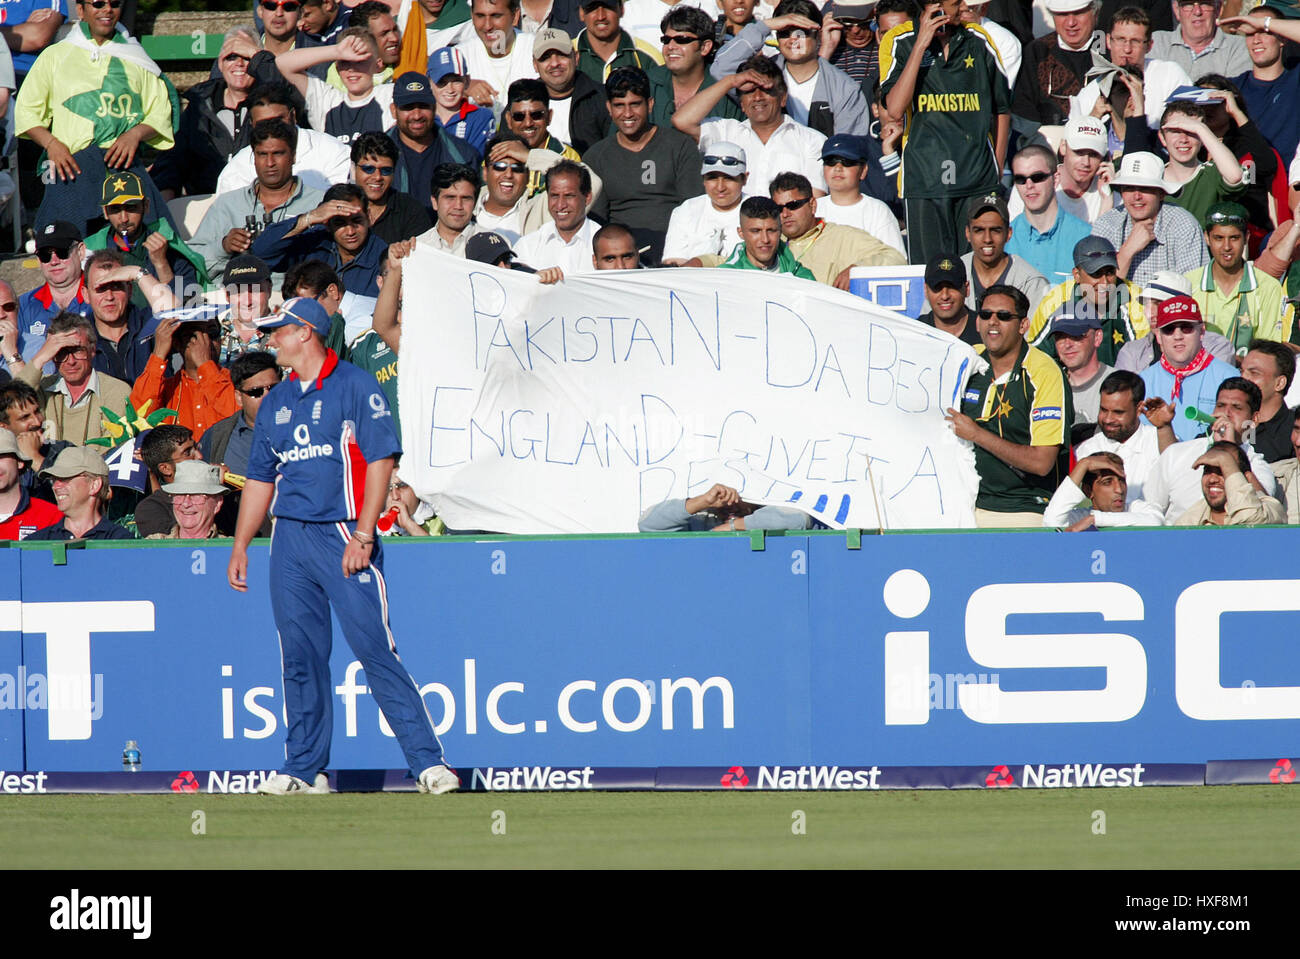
[0,301,16,312]
[222,52,251,64]
[1159,321,1199,335]
[978,308,1021,321]
[239,385,272,398]
[1013,170,1052,185]
[84,0,122,8]
[357,163,395,176]
[838,18,871,28]
[775,27,817,39]
[823,157,861,168]
[703,154,744,167]
[36,245,74,263]
[260,0,300,10]
[490,160,528,173]
[775,196,812,213]
[328,215,368,230]
[660,34,702,45]
[510,109,546,122]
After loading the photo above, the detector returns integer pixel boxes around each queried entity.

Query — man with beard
[1075,369,1163,501]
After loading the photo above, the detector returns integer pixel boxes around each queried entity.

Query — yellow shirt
[784,220,906,286]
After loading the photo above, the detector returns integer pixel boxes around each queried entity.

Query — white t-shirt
[549,96,573,148]
[782,66,819,128]
[455,30,539,108]
[698,117,828,195]
[662,194,743,260]
[818,194,906,257]
[514,218,599,274]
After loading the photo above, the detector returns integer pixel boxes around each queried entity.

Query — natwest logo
[720,766,749,788]
[985,764,1014,787]
[754,765,882,790]
[1270,758,1296,784]
[170,771,199,793]
[1022,763,1146,788]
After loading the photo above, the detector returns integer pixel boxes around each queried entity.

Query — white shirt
[474,196,526,246]
[549,96,573,147]
[1070,57,1193,129]
[340,291,378,344]
[303,76,395,138]
[215,127,353,196]
[698,116,828,195]
[817,194,906,257]
[662,194,742,260]
[620,0,708,50]
[453,30,539,108]
[1143,437,1277,523]
[1041,476,1166,528]
[513,217,599,274]
[976,16,1022,89]
[782,66,818,128]
[416,221,482,256]
[1075,422,1162,503]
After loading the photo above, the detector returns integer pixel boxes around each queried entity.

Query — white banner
[400,248,983,533]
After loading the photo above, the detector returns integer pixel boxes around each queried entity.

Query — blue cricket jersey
[246,350,401,522]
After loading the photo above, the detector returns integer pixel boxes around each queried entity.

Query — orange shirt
[130,357,238,441]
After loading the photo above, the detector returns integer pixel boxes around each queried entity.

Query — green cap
[1203,201,1248,230]
[101,172,145,207]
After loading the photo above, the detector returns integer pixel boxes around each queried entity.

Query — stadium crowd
[0,0,1298,539]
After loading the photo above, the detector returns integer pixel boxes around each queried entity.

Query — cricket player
[226,296,457,796]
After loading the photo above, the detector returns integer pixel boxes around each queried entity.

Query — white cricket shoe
[417,765,460,795]
[256,772,330,795]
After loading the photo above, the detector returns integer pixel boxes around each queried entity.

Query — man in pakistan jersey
[226,296,457,796]
[879,0,1010,265]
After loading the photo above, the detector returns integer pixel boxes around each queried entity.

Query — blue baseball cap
[394,71,436,107]
[255,296,332,335]
[428,47,469,84]
[821,134,868,163]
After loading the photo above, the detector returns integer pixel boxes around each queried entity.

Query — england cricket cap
[35,220,83,250]
[1049,303,1101,337]
[1064,117,1108,155]
[1108,151,1172,193]
[1046,0,1094,11]
[924,253,966,289]
[40,446,109,479]
[1072,235,1118,273]
[254,296,332,335]
[393,72,436,107]
[428,46,468,84]
[533,28,573,58]
[1154,294,1203,329]
[965,192,1009,225]
[1142,270,1193,302]
[701,141,747,176]
[101,171,145,207]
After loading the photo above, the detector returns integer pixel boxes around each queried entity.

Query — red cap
[1154,294,1202,329]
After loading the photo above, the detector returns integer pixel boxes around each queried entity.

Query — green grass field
[3,786,1297,869]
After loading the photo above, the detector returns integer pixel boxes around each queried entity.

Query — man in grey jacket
[709,0,870,137]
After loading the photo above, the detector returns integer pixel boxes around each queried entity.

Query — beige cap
[40,446,109,479]
[0,429,28,461]
[533,28,572,59]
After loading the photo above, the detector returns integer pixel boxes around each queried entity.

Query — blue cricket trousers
[269,518,447,780]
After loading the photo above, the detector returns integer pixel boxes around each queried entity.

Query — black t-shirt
[1253,403,1296,463]
[372,190,434,245]
[919,309,981,347]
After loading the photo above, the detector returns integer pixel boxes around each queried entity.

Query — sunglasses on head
[1159,321,1199,335]
[1013,171,1052,185]
[978,308,1021,321]
[1206,210,1246,227]
[660,34,702,45]
[703,154,743,167]
[36,245,75,263]
[358,163,395,176]
[490,160,528,173]
[510,109,547,122]
[260,0,300,10]
[774,196,812,213]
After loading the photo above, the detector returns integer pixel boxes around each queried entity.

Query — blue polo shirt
[3,0,68,75]
[1139,356,1238,443]
[93,304,155,386]
[10,278,93,376]
[1006,208,1092,285]
[1233,66,1300,174]
[246,350,400,522]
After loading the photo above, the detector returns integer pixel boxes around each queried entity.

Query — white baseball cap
[1046,0,1095,12]
[1108,152,1173,193]
[1064,117,1108,155]
[1141,270,1194,302]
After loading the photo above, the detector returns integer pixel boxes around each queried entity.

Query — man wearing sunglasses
[505,77,582,196]
[350,133,432,244]
[712,0,870,137]
[12,221,93,378]
[1185,201,1286,352]
[202,349,282,484]
[947,284,1073,527]
[650,5,744,130]
[1004,144,1091,282]
[1137,294,1237,441]
[15,0,174,183]
[818,1,883,98]
[476,130,600,243]
[259,0,303,57]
